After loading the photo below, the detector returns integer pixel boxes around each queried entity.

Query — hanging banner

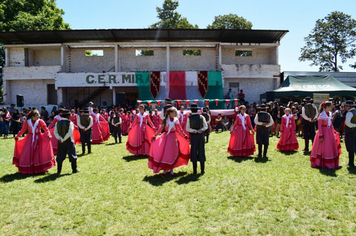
[149,71,161,99]
[197,71,209,98]
[169,72,187,100]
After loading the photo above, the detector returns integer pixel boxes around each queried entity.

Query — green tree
[207,14,253,30]
[299,11,356,72]
[0,0,70,102]
[150,0,198,29]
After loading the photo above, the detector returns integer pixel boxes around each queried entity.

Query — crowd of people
[2,95,356,176]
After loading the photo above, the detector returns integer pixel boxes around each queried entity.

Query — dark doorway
[47,84,57,104]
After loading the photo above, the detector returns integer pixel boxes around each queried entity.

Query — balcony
[3,66,61,80]
[222,64,280,79]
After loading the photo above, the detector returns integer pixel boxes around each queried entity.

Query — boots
[57,162,62,175]
[82,144,85,156]
[71,159,79,173]
[114,137,117,143]
[192,161,197,175]
[206,135,209,143]
[88,143,91,154]
[349,152,355,167]
[263,145,268,158]
[258,144,263,158]
[304,139,309,152]
[200,162,205,174]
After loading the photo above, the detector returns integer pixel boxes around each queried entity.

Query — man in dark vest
[77,107,93,155]
[54,109,79,174]
[301,96,318,153]
[215,113,224,132]
[111,111,122,143]
[202,107,211,143]
[160,98,173,119]
[344,100,356,167]
[186,104,208,174]
[254,104,274,158]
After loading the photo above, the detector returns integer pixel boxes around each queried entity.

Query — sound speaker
[16,94,24,107]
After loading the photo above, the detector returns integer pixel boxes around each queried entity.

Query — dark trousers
[345,126,356,166]
[79,128,92,154]
[256,126,269,157]
[190,133,206,173]
[11,123,20,137]
[56,139,77,174]
[112,125,121,143]
[303,121,316,151]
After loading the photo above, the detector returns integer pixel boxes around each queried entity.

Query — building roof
[0,29,288,45]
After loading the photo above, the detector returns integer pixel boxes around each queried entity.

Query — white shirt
[254,113,274,127]
[186,113,208,133]
[54,118,74,142]
[345,108,356,128]
[77,115,93,130]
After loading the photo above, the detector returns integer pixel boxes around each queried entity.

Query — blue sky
[56,0,356,72]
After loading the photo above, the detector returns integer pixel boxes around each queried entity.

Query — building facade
[1,29,288,107]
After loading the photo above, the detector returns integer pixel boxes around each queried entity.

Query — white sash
[27,119,40,143]
[238,113,246,130]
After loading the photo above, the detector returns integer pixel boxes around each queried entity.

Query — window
[135,50,154,56]
[85,50,104,56]
[183,50,201,56]
[235,50,252,57]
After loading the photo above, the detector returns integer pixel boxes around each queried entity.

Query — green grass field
[1,132,356,235]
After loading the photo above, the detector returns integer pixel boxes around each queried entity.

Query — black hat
[344,100,354,106]
[61,109,70,116]
[80,107,89,113]
[259,104,267,110]
[303,97,313,102]
[189,104,199,110]
[165,98,172,104]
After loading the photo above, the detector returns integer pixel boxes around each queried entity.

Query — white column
[115,44,119,72]
[113,87,116,106]
[61,45,67,72]
[218,44,222,70]
[5,48,10,66]
[166,43,170,73]
[57,88,63,105]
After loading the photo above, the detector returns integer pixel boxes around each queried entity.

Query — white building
[0,29,288,107]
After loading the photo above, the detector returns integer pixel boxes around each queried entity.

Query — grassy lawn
[1,132,356,235]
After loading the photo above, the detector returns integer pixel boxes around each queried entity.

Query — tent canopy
[267,75,356,98]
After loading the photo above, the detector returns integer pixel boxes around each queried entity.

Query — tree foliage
[299,11,356,72]
[150,0,198,29]
[207,14,253,30]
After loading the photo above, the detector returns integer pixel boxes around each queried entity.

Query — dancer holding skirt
[277,108,299,151]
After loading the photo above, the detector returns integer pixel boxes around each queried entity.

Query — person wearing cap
[344,100,356,167]
[186,103,208,174]
[111,112,122,144]
[88,101,94,115]
[254,104,274,158]
[301,97,318,153]
[160,98,173,119]
[202,108,211,143]
[126,104,156,156]
[78,107,93,155]
[54,109,79,174]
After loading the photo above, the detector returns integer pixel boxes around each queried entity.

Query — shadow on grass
[0,172,44,183]
[34,173,71,183]
[143,171,187,186]
[106,143,120,146]
[347,167,356,175]
[318,168,338,177]
[227,156,254,163]
[254,156,269,163]
[123,155,147,162]
[176,173,201,185]
[279,151,298,156]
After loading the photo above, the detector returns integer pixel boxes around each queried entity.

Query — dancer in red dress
[48,108,63,155]
[152,109,162,129]
[148,107,190,174]
[91,108,110,144]
[126,105,156,156]
[178,106,189,136]
[228,105,255,157]
[277,108,299,151]
[101,109,109,122]
[69,109,81,145]
[120,109,129,135]
[13,109,55,174]
[310,101,341,169]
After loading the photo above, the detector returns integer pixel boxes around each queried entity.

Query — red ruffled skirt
[277,127,299,151]
[92,121,110,144]
[13,133,55,174]
[126,124,155,156]
[310,127,341,169]
[148,131,190,173]
[228,127,255,157]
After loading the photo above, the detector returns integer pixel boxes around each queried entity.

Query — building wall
[69,48,115,73]
[8,79,55,107]
[8,48,25,67]
[65,87,113,107]
[222,48,277,65]
[33,49,61,66]
[170,47,217,71]
[119,48,167,72]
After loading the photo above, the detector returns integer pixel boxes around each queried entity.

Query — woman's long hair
[318,101,332,115]
[162,107,178,128]
[27,109,40,120]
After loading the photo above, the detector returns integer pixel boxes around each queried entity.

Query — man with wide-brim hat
[160,98,173,119]
[54,109,79,175]
[186,103,208,174]
[78,107,93,155]
[344,100,356,167]
[301,96,318,153]
[254,104,274,158]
